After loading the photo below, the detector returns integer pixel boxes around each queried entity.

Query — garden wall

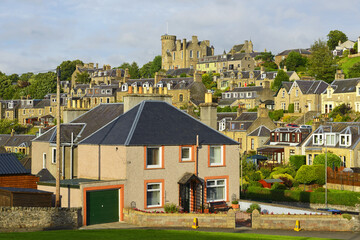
[0,207,82,232]
[123,208,236,228]
[252,210,360,232]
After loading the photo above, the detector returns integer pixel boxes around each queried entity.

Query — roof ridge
[124,101,146,146]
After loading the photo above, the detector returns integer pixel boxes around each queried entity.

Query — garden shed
[0,187,52,207]
[259,179,283,189]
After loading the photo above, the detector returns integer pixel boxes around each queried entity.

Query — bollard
[294,220,301,231]
[192,218,199,229]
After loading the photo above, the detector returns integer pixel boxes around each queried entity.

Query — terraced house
[322,78,360,113]
[274,80,328,113]
[304,122,360,168]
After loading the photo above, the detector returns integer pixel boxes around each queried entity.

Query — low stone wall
[273,201,360,213]
[123,208,235,228]
[0,207,82,231]
[252,210,359,232]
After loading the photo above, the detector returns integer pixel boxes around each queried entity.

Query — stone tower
[161,35,176,70]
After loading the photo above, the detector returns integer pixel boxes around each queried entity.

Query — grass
[338,56,360,75]
[0,229,339,240]
[24,127,40,135]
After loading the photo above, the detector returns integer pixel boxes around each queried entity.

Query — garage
[86,189,119,225]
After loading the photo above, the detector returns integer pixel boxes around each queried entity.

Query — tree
[255,51,278,71]
[140,61,152,78]
[348,62,360,78]
[27,72,57,99]
[353,42,358,53]
[150,55,162,76]
[0,119,22,134]
[327,30,348,50]
[283,51,307,71]
[75,71,91,84]
[271,70,289,91]
[129,62,140,79]
[202,73,217,90]
[59,60,83,81]
[313,153,342,168]
[307,39,336,83]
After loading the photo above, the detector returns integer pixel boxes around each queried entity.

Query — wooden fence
[327,170,360,187]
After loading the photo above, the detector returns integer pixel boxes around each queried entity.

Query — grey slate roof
[0,153,29,175]
[235,112,257,121]
[0,134,36,147]
[34,103,124,144]
[166,68,195,76]
[295,80,329,94]
[36,168,55,181]
[248,126,271,137]
[277,49,311,56]
[329,78,360,94]
[80,101,238,146]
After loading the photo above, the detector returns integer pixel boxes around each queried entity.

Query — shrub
[247,203,261,213]
[279,176,293,188]
[313,153,342,168]
[313,164,325,185]
[249,181,263,188]
[289,155,306,171]
[271,182,287,190]
[248,171,261,182]
[288,103,294,113]
[269,109,284,121]
[164,203,179,213]
[314,187,325,192]
[295,165,317,184]
[342,214,352,220]
[270,166,296,178]
[260,168,271,179]
[231,200,239,204]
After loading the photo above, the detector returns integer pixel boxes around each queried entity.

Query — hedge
[313,153,342,168]
[289,155,306,170]
[242,186,360,206]
[295,164,324,185]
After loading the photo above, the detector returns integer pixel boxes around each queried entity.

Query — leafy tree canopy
[75,71,91,84]
[271,70,289,91]
[313,153,342,168]
[27,72,57,99]
[282,51,308,71]
[255,52,274,62]
[307,39,336,83]
[327,30,348,50]
[348,62,360,78]
[0,119,23,134]
[59,60,83,82]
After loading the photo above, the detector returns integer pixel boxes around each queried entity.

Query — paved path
[79,222,360,240]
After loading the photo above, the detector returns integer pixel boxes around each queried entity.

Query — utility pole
[55,67,61,207]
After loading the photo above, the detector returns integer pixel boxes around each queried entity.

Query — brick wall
[0,175,39,189]
[252,210,359,232]
[123,208,236,228]
[0,207,82,231]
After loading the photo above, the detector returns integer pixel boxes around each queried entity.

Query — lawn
[0,229,339,240]
[338,56,360,75]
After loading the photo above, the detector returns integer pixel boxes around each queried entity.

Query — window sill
[145,167,164,170]
[145,205,163,209]
[209,164,225,167]
[180,160,195,163]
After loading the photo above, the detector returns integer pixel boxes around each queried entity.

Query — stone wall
[252,210,359,232]
[0,207,82,231]
[123,208,235,228]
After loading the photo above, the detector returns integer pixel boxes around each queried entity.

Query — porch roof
[257,147,284,153]
[178,172,204,185]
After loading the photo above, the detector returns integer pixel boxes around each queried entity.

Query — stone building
[161,35,214,70]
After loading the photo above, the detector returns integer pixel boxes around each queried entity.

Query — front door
[179,183,190,212]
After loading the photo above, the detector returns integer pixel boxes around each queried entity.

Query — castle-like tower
[161,35,214,70]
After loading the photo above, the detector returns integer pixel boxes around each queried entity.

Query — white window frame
[209,145,223,166]
[43,153,46,169]
[51,148,56,164]
[146,146,162,168]
[325,133,336,146]
[219,120,226,131]
[246,92,252,97]
[122,84,128,92]
[146,182,162,208]
[295,89,299,97]
[281,102,286,110]
[339,134,351,147]
[282,90,285,98]
[181,147,192,161]
[190,50,193,58]
[313,134,323,145]
[206,179,226,202]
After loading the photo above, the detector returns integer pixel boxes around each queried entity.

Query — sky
[0,0,359,75]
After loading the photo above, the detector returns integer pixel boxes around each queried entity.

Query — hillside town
[1,2,360,239]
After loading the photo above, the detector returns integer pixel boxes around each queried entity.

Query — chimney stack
[194,71,202,83]
[199,91,218,129]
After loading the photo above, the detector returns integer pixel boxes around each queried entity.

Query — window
[206,178,226,202]
[290,149,295,155]
[179,94,183,102]
[49,107,52,113]
[122,84,128,92]
[238,138,242,149]
[145,146,163,168]
[308,154,312,165]
[295,89,299,97]
[106,98,110,103]
[145,181,163,208]
[294,102,300,112]
[219,120,225,131]
[246,92,252,98]
[261,73,266,79]
[357,87,360,96]
[180,146,193,162]
[190,50,193,58]
[23,110,26,115]
[251,139,254,150]
[325,133,336,146]
[197,51,200,58]
[282,90,285,98]
[209,145,224,166]
[281,102,286,110]
[173,52,175,60]
[51,148,56,164]
[313,134,323,145]
[43,153,46,169]
[181,51,183,59]
[340,134,351,146]
[39,109,42,115]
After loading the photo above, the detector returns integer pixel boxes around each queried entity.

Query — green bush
[260,168,271,179]
[288,103,294,113]
[242,186,360,206]
[271,182,287,190]
[313,153,342,168]
[232,200,239,204]
[313,164,325,185]
[314,187,325,192]
[164,203,178,213]
[270,166,296,178]
[249,181,263,188]
[295,165,318,184]
[247,203,261,213]
[289,155,306,171]
[269,109,284,121]
[248,172,261,182]
[342,214,352,220]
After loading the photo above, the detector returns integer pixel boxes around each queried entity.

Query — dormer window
[340,134,351,147]
[327,89,332,98]
[225,93,231,98]
[250,73,254,79]
[313,134,323,145]
[357,87,360,96]
[261,73,266,79]
[106,89,111,94]
[167,83,171,90]
[240,93,244,98]
[282,90,285,98]
[325,133,337,146]
[233,93,238,98]
[157,82,163,88]
[295,89,299,97]
[8,102,13,109]
[246,92,252,97]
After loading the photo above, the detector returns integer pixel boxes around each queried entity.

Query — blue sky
[0,0,359,74]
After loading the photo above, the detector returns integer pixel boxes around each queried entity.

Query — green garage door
[86,189,119,225]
